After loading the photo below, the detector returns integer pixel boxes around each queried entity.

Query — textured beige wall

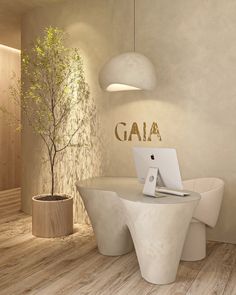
[143,0,236,244]
[0,45,21,190]
[0,0,66,49]
[22,0,236,242]
[106,0,236,243]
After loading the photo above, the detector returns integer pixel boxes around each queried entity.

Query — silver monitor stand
[143,167,189,198]
[143,167,164,197]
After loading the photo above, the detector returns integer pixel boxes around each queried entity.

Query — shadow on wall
[62,23,107,223]
[55,139,103,224]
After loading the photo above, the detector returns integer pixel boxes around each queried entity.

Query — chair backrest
[183,178,224,194]
[183,178,224,227]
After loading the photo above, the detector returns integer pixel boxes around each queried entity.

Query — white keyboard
[155,188,190,197]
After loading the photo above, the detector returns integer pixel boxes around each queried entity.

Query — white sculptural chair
[181,177,224,261]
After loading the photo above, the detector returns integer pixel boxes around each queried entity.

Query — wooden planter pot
[32,194,73,238]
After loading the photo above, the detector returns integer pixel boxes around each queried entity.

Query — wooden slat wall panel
[0,45,21,191]
[0,187,21,222]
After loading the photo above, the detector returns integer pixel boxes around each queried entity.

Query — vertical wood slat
[0,45,21,191]
[0,187,21,222]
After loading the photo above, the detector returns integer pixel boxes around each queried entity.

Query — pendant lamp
[99,0,157,92]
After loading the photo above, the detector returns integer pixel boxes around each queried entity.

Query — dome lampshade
[99,52,157,92]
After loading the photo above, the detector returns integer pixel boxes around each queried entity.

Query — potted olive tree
[10,27,94,238]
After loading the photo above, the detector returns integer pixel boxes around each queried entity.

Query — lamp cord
[134,0,136,52]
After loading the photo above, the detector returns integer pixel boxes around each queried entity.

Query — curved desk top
[76,177,200,204]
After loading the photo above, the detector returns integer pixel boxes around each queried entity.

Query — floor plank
[186,243,236,295]
[223,254,236,295]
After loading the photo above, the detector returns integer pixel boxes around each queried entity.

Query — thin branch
[56,123,83,153]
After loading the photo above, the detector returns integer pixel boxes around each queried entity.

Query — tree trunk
[50,150,56,197]
[51,163,54,197]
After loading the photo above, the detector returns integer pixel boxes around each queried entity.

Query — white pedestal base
[121,200,198,284]
[79,188,134,256]
[181,219,206,261]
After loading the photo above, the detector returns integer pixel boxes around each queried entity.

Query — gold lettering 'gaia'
[115,122,162,142]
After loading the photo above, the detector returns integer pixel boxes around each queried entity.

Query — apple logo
[151,154,155,160]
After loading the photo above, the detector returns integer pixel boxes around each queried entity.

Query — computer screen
[133,147,183,190]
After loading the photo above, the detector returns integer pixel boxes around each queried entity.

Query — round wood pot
[32,194,73,238]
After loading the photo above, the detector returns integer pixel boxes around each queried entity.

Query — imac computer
[133,147,187,197]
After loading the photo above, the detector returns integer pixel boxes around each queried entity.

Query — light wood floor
[1,190,236,295]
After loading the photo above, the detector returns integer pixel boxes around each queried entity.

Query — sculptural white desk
[76,177,200,284]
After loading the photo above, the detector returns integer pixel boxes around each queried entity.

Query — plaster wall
[106,0,236,243]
